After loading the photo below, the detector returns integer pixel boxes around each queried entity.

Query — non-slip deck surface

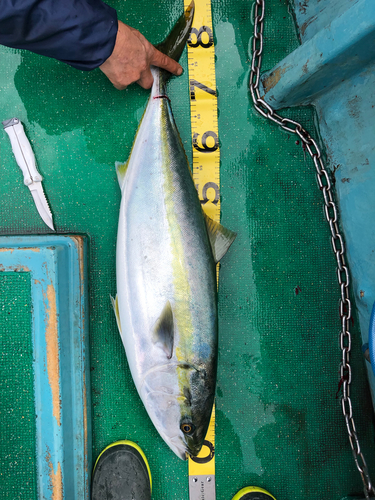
[0,273,37,499]
[0,1,374,499]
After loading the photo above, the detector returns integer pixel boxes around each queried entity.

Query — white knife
[3,118,55,231]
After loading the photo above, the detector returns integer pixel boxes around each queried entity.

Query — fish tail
[156,1,194,79]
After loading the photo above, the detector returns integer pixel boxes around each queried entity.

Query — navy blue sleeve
[0,0,118,70]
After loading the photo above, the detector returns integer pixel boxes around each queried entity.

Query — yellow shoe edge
[231,486,276,500]
[92,440,152,493]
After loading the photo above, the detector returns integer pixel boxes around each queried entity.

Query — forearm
[0,0,118,70]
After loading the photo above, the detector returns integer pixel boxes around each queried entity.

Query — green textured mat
[0,272,37,499]
[0,0,374,499]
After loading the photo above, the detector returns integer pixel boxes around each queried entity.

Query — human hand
[99,21,183,90]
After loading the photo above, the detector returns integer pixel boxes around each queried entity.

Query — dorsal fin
[153,301,174,359]
[204,214,237,263]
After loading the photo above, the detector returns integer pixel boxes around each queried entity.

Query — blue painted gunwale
[0,235,91,499]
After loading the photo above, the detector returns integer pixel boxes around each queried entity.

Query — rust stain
[0,264,30,272]
[83,368,89,478]
[43,283,61,427]
[299,0,309,15]
[347,95,361,121]
[46,450,63,500]
[263,66,288,93]
[50,462,63,500]
[0,247,40,253]
[341,178,351,183]
[300,15,317,37]
[360,290,365,298]
[1,264,32,273]
[15,265,31,272]
[302,61,309,74]
[18,247,41,252]
[75,236,85,287]
[331,164,341,186]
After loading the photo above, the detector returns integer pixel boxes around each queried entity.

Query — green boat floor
[0,1,374,499]
[0,273,37,499]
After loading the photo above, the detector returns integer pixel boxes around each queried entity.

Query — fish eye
[180,422,196,434]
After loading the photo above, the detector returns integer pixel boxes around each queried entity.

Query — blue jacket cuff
[0,0,118,70]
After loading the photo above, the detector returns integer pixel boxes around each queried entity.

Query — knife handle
[2,118,43,186]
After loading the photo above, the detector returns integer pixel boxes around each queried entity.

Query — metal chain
[249,1,375,497]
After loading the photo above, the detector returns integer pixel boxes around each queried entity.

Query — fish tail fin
[155,1,194,81]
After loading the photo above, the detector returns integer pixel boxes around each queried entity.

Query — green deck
[0,0,374,499]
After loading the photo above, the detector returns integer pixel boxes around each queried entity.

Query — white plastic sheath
[3,118,43,185]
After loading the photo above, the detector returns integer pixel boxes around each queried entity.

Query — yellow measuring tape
[185,0,218,498]
[185,0,220,222]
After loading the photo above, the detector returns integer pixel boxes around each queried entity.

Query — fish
[111,1,236,460]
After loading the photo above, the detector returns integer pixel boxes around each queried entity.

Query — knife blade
[2,117,55,231]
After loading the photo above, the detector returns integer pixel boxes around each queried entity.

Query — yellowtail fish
[112,2,236,459]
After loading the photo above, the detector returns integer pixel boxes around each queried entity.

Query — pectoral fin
[153,301,174,359]
[110,294,122,335]
[204,214,237,263]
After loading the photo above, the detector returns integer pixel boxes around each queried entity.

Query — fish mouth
[167,432,203,459]
[181,433,204,458]
[140,384,191,460]
[156,421,205,460]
